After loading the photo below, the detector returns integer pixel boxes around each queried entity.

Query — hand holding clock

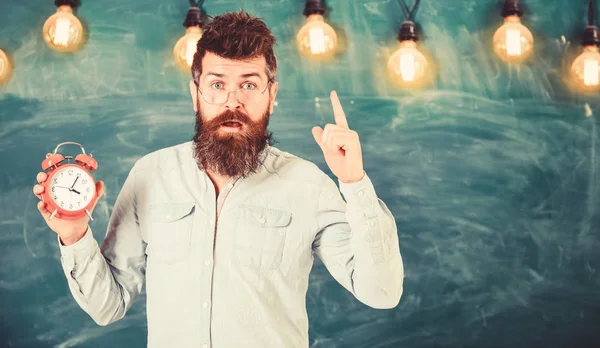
[33,172,105,246]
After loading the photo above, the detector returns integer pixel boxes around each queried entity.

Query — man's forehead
[201,52,267,79]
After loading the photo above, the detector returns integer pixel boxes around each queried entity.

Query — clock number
[78,202,81,206]
[52,187,55,192]
[86,187,90,192]
[82,179,88,185]
[84,195,88,201]
[54,195,57,200]
[77,173,81,177]
[68,170,73,175]
[69,204,73,209]
[61,201,64,207]
[54,178,58,183]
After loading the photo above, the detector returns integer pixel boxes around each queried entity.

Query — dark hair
[191,11,277,85]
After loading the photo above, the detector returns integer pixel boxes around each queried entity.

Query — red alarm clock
[41,142,99,221]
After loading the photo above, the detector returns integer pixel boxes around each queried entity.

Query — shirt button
[226,183,233,189]
[203,302,209,308]
[358,190,364,197]
[202,344,208,348]
[259,216,266,224]
[204,260,211,266]
[369,220,375,226]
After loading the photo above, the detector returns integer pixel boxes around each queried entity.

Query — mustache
[208,109,252,127]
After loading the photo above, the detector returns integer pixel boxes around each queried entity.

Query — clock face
[49,166,96,212]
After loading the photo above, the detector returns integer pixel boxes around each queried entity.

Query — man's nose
[224,91,242,109]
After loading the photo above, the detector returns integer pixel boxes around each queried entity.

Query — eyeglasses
[197,81,271,105]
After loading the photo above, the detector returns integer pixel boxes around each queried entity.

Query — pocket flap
[239,204,292,228]
[150,202,196,223]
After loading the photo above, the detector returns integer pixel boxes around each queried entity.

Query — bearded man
[33,11,404,348]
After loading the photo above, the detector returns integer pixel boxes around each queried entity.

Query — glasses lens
[203,90,227,105]
[238,89,262,104]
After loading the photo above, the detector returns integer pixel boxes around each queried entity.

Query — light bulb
[571,45,600,91]
[0,49,13,85]
[42,5,84,52]
[296,14,338,61]
[493,15,534,63]
[387,40,428,88]
[174,26,203,71]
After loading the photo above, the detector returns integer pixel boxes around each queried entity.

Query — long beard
[192,107,273,178]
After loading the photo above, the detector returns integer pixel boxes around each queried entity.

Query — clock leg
[85,209,94,221]
[49,209,58,221]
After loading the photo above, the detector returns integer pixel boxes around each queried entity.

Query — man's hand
[312,91,365,184]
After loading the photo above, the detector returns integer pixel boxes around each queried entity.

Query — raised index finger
[330,90,348,128]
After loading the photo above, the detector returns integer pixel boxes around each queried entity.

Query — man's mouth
[220,121,244,132]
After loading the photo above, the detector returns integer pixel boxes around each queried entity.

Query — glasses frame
[196,80,273,106]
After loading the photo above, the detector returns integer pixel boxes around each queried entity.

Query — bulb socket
[501,0,522,17]
[54,0,79,8]
[183,7,205,28]
[582,25,600,46]
[303,0,326,17]
[398,21,418,42]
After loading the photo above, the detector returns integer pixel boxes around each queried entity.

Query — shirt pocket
[146,202,196,264]
[233,204,292,272]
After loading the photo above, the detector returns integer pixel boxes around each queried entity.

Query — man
[32,11,404,348]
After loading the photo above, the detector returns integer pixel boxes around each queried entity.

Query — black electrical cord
[183,0,206,28]
[188,0,204,8]
[501,0,522,18]
[589,0,595,26]
[397,0,421,21]
[583,0,600,46]
[303,0,326,17]
[54,0,79,8]
[396,0,422,42]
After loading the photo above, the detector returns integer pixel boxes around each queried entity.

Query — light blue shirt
[58,141,404,348]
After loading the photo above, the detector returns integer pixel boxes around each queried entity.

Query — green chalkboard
[1,0,599,347]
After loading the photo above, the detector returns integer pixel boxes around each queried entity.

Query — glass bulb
[387,40,428,88]
[571,45,600,91]
[493,15,534,63]
[296,14,338,61]
[173,26,203,71]
[42,5,84,52]
[0,49,13,85]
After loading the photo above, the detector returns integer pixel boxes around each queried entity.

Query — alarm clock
[41,142,99,221]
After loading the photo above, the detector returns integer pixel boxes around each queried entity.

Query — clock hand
[70,176,80,189]
[55,185,80,194]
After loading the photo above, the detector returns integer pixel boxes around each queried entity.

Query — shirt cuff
[58,226,98,272]
[338,172,377,208]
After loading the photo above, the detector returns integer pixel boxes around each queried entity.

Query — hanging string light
[571,0,600,91]
[0,49,13,85]
[173,0,206,71]
[296,0,339,61]
[42,0,85,52]
[492,0,534,64]
[387,0,429,88]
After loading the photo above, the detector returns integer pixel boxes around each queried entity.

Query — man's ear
[268,81,279,114]
[189,80,198,112]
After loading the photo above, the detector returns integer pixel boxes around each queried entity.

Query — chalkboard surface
[1,0,599,347]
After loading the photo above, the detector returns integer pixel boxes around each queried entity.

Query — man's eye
[210,82,223,89]
[242,83,256,90]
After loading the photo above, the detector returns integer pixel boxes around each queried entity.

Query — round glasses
[198,82,271,105]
